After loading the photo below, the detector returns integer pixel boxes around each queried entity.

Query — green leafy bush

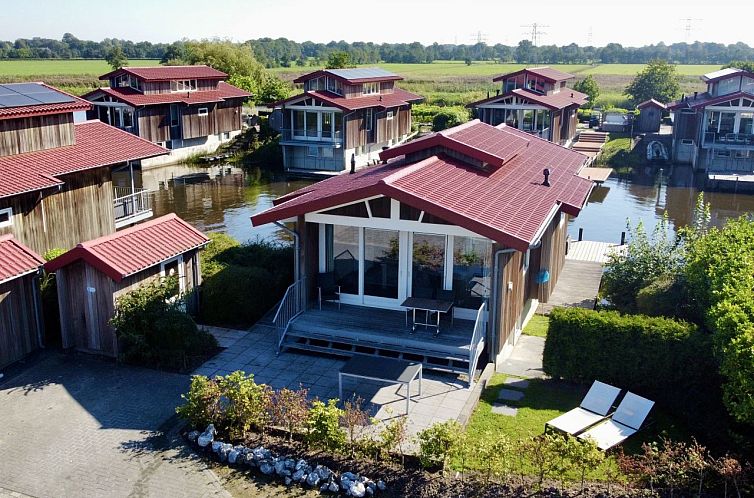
[417,420,463,471]
[307,399,345,453]
[543,308,718,432]
[431,108,470,131]
[111,278,217,372]
[636,273,687,318]
[176,374,223,430]
[217,371,273,439]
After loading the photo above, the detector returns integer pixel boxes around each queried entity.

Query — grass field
[0,59,161,76]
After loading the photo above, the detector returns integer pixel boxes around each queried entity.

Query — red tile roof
[468,88,587,111]
[493,67,575,83]
[0,235,45,284]
[0,120,168,199]
[0,83,91,121]
[272,88,423,111]
[85,81,252,107]
[252,120,592,251]
[100,65,228,81]
[637,99,667,109]
[44,214,209,282]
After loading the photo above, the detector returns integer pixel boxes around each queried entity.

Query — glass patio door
[411,233,446,299]
[363,228,400,301]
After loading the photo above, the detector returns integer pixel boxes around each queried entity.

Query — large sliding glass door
[411,233,446,298]
[363,229,399,299]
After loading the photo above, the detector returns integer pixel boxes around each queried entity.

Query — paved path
[0,353,229,498]
[497,335,546,379]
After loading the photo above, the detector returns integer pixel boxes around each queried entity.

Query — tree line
[3,34,754,66]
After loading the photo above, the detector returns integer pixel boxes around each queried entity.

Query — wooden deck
[285,305,476,373]
[567,240,625,264]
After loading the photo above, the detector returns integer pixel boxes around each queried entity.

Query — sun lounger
[578,391,654,450]
[546,380,621,435]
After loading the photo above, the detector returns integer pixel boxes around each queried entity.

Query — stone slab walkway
[0,353,229,498]
[498,335,546,379]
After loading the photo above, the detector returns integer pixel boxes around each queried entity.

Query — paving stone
[497,388,525,401]
[491,403,519,416]
[503,378,530,389]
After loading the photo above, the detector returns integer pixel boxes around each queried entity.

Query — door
[410,233,446,299]
[363,228,400,304]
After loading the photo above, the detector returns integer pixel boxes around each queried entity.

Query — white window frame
[171,79,198,92]
[386,111,394,120]
[160,255,186,296]
[362,82,379,95]
[197,107,209,117]
[0,207,12,228]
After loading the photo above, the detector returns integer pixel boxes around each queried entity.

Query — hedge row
[542,308,721,433]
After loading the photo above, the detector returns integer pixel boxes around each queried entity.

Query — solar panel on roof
[326,67,398,80]
[0,82,75,108]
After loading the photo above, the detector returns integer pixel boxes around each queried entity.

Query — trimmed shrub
[307,399,345,453]
[543,308,721,435]
[636,274,686,318]
[432,108,469,131]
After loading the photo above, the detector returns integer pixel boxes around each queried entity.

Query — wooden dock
[567,240,625,264]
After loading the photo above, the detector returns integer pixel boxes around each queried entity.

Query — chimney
[694,91,698,99]
[542,168,551,187]
[487,90,490,99]
[571,92,574,97]
[682,94,686,101]
[496,89,500,96]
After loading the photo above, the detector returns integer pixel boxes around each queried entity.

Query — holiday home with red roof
[269,68,423,175]
[251,120,593,377]
[0,82,168,256]
[468,67,587,146]
[84,65,252,167]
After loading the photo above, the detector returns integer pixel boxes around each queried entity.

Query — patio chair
[545,380,621,435]
[316,272,341,310]
[577,391,655,450]
[435,289,455,326]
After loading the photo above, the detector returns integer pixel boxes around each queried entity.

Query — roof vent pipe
[542,168,551,187]
[496,89,500,96]
[694,91,698,99]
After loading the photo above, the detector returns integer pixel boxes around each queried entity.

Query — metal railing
[468,302,487,389]
[280,129,343,142]
[272,277,307,354]
[113,188,153,223]
[704,132,754,147]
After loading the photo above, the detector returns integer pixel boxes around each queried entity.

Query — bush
[111,278,217,372]
[270,387,310,442]
[417,420,463,471]
[176,374,223,430]
[432,108,469,131]
[543,308,719,432]
[636,273,687,318]
[307,399,345,453]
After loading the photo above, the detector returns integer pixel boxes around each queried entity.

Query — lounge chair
[578,391,655,450]
[546,380,621,435]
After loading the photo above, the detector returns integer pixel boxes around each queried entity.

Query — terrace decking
[283,305,477,375]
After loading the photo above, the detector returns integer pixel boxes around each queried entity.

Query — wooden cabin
[468,67,587,146]
[84,66,252,167]
[0,235,45,368]
[0,83,168,256]
[251,120,593,374]
[668,68,754,176]
[44,214,209,358]
[636,99,666,133]
[269,68,423,175]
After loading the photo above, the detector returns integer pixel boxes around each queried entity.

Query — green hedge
[542,308,722,435]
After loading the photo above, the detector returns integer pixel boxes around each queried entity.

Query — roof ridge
[0,234,45,264]
[440,118,481,136]
[75,119,170,152]
[79,213,181,248]
[382,155,440,184]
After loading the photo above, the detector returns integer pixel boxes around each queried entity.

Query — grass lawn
[522,314,549,338]
[0,59,161,76]
[462,374,691,478]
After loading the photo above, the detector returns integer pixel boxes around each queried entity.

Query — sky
[3,0,752,47]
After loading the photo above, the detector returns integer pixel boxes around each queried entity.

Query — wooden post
[620,231,626,245]
[578,228,584,241]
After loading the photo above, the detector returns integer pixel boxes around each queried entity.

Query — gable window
[386,111,394,120]
[0,207,12,228]
[326,77,343,95]
[363,82,379,95]
[198,107,209,117]
[365,108,374,131]
[171,79,197,92]
[718,77,739,96]
[160,255,185,299]
[743,77,754,96]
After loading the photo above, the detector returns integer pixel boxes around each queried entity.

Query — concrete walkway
[497,335,546,379]
[198,324,478,443]
[0,353,229,498]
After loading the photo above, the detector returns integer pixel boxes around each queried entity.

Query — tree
[624,59,681,105]
[183,40,265,80]
[514,40,536,63]
[573,75,600,108]
[105,45,128,70]
[160,42,186,64]
[724,60,754,72]
[326,51,352,69]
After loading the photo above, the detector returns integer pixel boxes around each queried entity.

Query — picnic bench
[338,355,422,414]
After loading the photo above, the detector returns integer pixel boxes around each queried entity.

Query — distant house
[251,120,593,373]
[84,66,252,167]
[0,235,45,368]
[468,67,587,145]
[668,67,754,174]
[44,214,209,358]
[0,82,168,256]
[636,99,666,133]
[269,68,423,175]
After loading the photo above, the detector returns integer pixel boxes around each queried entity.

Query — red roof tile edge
[0,234,45,284]
[44,214,210,282]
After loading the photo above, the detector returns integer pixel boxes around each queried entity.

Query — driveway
[0,352,229,498]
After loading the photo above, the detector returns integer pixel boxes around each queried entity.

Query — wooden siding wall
[491,246,526,356]
[345,110,367,149]
[182,101,242,140]
[343,84,362,99]
[137,105,170,142]
[380,81,395,94]
[376,106,411,143]
[535,212,568,303]
[552,111,563,143]
[638,107,662,133]
[0,113,75,156]
[57,250,202,357]
[0,167,116,255]
[0,274,41,368]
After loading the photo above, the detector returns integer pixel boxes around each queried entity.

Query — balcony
[280,129,343,145]
[114,187,153,229]
[703,132,754,149]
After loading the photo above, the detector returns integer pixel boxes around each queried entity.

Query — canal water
[142,163,754,245]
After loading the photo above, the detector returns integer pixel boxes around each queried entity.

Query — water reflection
[142,163,313,243]
[569,165,754,243]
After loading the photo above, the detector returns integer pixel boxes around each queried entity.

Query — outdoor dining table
[400,297,454,335]
[338,355,422,414]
